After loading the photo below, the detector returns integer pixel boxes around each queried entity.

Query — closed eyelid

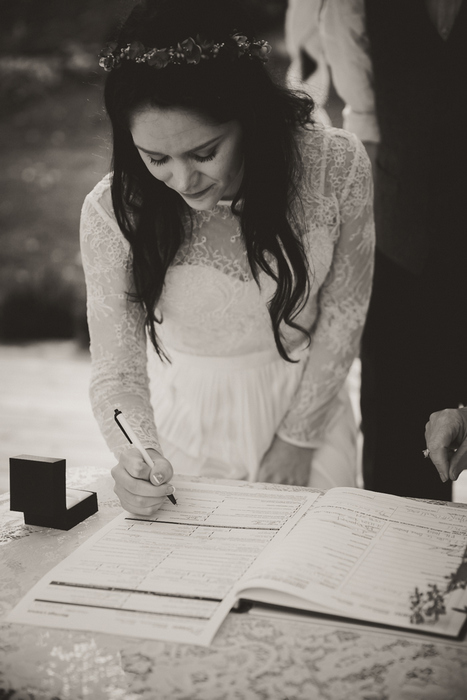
[148,155,169,166]
[187,136,222,157]
[147,150,217,165]
[194,149,217,160]
[139,136,222,159]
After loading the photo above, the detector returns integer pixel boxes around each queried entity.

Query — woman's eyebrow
[135,135,222,157]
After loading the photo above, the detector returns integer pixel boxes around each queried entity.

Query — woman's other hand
[111,447,174,515]
[425,407,467,482]
[258,435,313,486]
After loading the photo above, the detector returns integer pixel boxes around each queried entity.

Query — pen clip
[114,409,133,445]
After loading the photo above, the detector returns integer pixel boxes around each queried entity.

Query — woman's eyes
[148,150,217,166]
[149,155,169,166]
[195,151,217,163]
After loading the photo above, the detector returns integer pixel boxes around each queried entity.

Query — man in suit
[321,0,467,499]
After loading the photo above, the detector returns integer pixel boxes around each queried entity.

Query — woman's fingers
[113,471,175,515]
[258,437,313,486]
[117,491,167,516]
[257,460,281,483]
[111,447,175,515]
[113,462,174,497]
[147,448,174,487]
[258,459,309,485]
[116,467,175,497]
[258,467,281,483]
[118,448,151,480]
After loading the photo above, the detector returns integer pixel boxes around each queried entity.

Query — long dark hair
[104,0,315,361]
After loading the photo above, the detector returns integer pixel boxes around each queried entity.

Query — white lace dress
[80,124,374,488]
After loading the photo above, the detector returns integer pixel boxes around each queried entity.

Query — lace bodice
[80,125,374,457]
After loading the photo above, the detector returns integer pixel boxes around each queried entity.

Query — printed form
[228,487,467,636]
[7,481,318,645]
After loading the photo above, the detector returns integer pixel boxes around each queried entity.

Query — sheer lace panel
[159,205,277,355]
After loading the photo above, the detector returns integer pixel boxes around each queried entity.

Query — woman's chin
[180,189,220,210]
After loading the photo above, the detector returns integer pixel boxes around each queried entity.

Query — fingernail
[165,486,175,495]
[151,472,164,485]
[440,473,448,483]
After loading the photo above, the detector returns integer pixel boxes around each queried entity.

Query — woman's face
[130,106,244,210]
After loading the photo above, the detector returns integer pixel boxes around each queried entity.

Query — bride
[80,0,374,515]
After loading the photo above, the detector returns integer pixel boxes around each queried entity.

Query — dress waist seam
[164,344,309,370]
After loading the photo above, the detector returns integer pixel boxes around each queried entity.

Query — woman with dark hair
[80,0,374,515]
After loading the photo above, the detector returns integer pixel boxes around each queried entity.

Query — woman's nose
[170,160,198,193]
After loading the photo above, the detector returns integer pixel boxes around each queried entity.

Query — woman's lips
[180,184,213,199]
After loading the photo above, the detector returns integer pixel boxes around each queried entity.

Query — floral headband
[98,33,272,71]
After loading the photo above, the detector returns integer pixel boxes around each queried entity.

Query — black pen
[114,409,177,505]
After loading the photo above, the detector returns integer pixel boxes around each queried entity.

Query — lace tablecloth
[1,471,466,700]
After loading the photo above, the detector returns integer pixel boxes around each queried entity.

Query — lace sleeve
[80,191,161,458]
[277,133,374,447]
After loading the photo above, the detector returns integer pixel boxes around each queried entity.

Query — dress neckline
[189,198,235,214]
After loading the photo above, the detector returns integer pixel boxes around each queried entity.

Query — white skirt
[148,346,357,490]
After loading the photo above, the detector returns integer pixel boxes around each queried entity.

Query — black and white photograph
[1,1,467,698]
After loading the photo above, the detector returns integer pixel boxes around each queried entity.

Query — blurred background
[1,1,463,499]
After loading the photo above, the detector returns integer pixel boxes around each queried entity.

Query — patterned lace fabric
[80,124,374,457]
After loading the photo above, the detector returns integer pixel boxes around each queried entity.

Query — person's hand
[257,435,314,486]
[425,407,467,482]
[111,447,174,516]
[362,140,378,175]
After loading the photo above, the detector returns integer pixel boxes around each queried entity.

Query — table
[1,470,467,700]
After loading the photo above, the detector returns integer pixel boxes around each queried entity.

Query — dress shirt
[320,0,463,143]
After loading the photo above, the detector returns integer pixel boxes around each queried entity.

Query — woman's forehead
[130,106,231,155]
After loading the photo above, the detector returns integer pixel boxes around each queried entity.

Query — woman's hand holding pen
[111,448,175,516]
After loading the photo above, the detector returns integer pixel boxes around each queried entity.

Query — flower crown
[98,32,271,71]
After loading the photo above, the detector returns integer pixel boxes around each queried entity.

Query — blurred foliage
[0,56,62,112]
[0,80,109,344]
[0,0,288,344]
[0,0,287,56]
[0,0,128,55]
[1,267,77,341]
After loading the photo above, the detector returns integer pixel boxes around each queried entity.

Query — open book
[214,486,467,640]
[7,481,467,645]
